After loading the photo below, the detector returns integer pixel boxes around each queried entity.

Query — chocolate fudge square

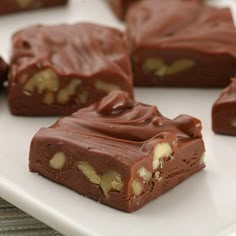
[0,57,8,88]
[29,91,205,212]
[0,0,68,15]
[212,79,236,136]
[126,0,236,87]
[8,23,133,116]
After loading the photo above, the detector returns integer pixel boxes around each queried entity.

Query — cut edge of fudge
[212,78,236,136]
[8,22,133,116]
[29,90,206,212]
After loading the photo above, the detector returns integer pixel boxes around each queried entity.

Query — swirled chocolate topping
[11,23,131,80]
[54,91,202,149]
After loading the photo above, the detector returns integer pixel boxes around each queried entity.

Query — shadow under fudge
[29,91,205,212]
[0,0,68,15]
[0,57,8,88]
[126,0,236,87]
[212,78,236,136]
[8,23,133,116]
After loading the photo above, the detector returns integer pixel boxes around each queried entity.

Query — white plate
[1,1,236,236]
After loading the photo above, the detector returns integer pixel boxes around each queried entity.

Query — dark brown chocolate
[0,57,8,88]
[126,0,236,87]
[8,23,133,116]
[212,78,236,136]
[29,91,205,212]
[0,0,68,15]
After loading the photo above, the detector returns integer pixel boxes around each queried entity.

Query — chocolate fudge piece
[212,79,236,136]
[29,91,205,212]
[126,0,236,87]
[8,23,133,116]
[0,57,8,88]
[0,0,68,15]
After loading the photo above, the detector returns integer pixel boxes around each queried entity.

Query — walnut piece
[57,79,81,104]
[95,80,120,93]
[138,167,152,182]
[49,152,66,170]
[131,179,143,196]
[24,69,60,95]
[200,153,205,165]
[153,142,172,170]
[143,58,194,77]
[78,161,101,185]
[155,171,163,182]
[100,171,123,197]
[78,162,123,197]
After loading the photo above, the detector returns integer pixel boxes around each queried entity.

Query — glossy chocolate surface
[212,79,236,135]
[0,0,68,15]
[53,90,203,142]
[127,0,236,87]
[8,23,133,116]
[29,91,205,212]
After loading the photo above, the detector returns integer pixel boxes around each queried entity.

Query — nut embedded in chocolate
[29,90,206,212]
[212,78,236,136]
[8,23,133,116]
[126,0,236,87]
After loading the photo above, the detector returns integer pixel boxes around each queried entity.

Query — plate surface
[1,1,236,236]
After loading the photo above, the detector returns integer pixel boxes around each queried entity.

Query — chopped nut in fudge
[126,0,236,87]
[29,91,205,212]
[8,23,133,116]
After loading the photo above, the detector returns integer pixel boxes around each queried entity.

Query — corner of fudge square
[29,90,206,212]
[212,78,236,136]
